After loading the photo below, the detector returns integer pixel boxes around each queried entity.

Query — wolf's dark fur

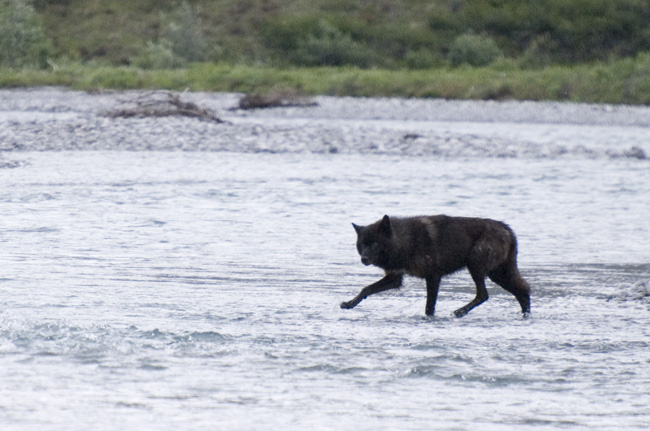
[341,215,531,317]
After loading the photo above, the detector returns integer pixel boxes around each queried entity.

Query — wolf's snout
[361,256,371,265]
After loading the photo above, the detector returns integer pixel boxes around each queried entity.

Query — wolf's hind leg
[341,273,403,310]
[488,266,531,316]
[454,267,489,317]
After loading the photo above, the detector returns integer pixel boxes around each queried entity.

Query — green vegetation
[3,55,650,104]
[448,33,502,67]
[28,0,650,68]
[1,0,650,103]
[0,0,52,68]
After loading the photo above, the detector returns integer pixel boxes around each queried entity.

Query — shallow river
[1,89,649,430]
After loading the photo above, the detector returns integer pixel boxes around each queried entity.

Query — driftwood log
[237,90,318,110]
[104,91,224,122]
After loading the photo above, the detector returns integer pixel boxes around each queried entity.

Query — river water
[1,89,649,430]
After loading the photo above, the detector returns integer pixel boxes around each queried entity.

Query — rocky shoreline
[1,88,649,159]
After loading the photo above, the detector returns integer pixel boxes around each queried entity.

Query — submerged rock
[0,154,24,168]
[608,279,650,303]
[623,146,646,160]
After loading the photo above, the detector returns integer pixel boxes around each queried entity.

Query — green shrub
[448,33,502,67]
[133,40,186,70]
[431,0,650,63]
[134,1,207,68]
[519,34,558,69]
[622,53,650,104]
[0,0,53,68]
[294,20,376,67]
[165,1,207,63]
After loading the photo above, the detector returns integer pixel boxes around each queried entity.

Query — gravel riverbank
[1,87,649,158]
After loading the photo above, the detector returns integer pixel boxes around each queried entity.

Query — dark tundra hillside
[27,0,650,68]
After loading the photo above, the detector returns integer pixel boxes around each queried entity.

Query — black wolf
[341,215,531,317]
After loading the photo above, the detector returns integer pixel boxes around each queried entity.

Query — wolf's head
[352,214,393,267]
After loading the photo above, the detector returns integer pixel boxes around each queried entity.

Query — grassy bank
[2,55,650,104]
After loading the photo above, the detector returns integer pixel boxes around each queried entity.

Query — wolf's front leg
[341,273,403,309]
[425,275,442,316]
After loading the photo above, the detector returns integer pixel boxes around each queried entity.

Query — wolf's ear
[379,214,392,236]
[352,223,362,234]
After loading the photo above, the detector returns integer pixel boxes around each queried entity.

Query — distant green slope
[2,1,650,103]
[33,0,650,68]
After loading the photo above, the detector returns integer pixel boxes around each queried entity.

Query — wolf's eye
[363,238,375,247]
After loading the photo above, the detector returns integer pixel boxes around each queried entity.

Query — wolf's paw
[453,308,468,318]
[340,301,354,309]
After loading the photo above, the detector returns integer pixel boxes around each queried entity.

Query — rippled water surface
[1,90,650,430]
